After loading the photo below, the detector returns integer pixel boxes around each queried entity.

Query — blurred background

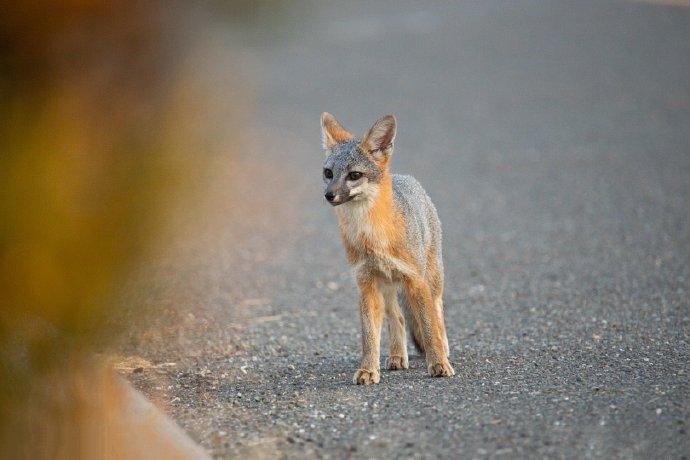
[1,0,689,458]
[0,1,258,457]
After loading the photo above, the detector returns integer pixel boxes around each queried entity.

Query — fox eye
[324,168,333,179]
[348,171,363,181]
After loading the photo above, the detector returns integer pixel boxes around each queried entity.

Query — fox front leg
[353,279,385,384]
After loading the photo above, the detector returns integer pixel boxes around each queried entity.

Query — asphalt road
[120,1,690,458]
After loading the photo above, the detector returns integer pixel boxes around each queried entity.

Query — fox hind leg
[400,291,425,354]
[403,278,454,378]
[383,283,408,370]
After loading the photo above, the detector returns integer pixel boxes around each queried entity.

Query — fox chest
[340,229,415,282]
[336,204,416,281]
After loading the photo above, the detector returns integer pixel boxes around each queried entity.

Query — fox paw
[386,355,409,370]
[353,369,380,385]
[428,361,455,377]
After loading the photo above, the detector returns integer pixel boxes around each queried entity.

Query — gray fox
[321,112,454,384]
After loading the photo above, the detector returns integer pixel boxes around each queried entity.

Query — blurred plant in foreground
[0,1,250,457]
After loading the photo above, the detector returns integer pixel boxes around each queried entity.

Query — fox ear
[321,112,354,150]
[361,115,396,162]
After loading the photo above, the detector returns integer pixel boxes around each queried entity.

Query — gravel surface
[117,1,689,458]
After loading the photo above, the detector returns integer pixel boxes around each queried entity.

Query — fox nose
[325,191,336,202]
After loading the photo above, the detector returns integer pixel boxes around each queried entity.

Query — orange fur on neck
[336,167,413,276]
[362,171,399,248]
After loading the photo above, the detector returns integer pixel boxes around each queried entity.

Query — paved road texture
[118,1,689,458]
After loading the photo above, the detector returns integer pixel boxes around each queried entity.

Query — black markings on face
[323,140,383,184]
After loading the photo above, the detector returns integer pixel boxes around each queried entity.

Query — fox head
[320,112,396,206]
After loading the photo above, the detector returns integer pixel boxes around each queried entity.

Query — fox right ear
[321,112,354,150]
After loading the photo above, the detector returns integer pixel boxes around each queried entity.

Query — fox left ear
[362,115,396,162]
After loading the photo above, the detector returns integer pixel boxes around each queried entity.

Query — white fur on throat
[336,183,383,250]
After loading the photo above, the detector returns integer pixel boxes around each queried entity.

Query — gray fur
[391,174,442,279]
[392,174,443,353]
[323,140,383,196]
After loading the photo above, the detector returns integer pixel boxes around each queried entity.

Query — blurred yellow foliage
[1,0,182,351]
[0,1,236,457]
